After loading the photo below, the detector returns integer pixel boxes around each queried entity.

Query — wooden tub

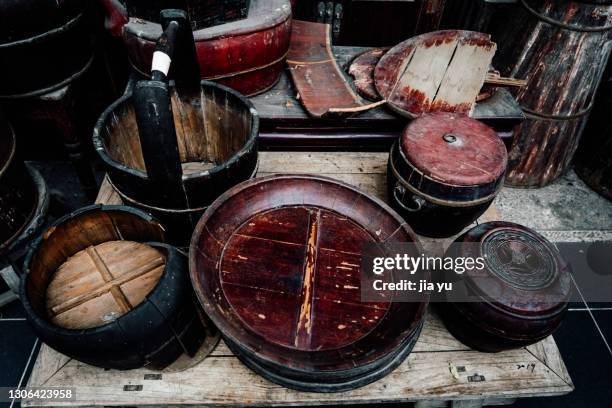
[93,80,259,245]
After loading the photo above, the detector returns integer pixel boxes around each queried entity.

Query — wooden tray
[189,175,427,391]
[23,152,573,408]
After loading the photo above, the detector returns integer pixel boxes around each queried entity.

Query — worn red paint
[120,0,292,96]
[348,48,388,101]
[190,175,427,374]
[495,0,612,187]
[400,112,507,186]
[375,30,495,118]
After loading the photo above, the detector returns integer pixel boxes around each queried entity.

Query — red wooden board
[287,21,365,117]
[190,175,427,373]
[374,30,496,118]
[348,48,388,101]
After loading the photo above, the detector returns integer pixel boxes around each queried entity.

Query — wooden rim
[190,175,428,374]
[226,321,423,392]
[93,79,259,183]
[389,142,505,206]
[123,0,292,42]
[21,205,173,335]
[450,222,571,318]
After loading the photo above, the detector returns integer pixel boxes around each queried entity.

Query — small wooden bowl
[190,175,428,391]
[21,205,209,370]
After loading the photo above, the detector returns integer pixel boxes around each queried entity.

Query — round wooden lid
[46,241,166,330]
[400,112,507,187]
[374,30,496,118]
[456,222,571,316]
[348,48,387,101]
[190,175,427,373]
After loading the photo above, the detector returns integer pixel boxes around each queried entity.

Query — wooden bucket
[492,0,612,187]
[190,175,428,391]
[387,112,507,238]
[123,0,250,30]
[0,0,94,99]
[0,115,48,261]
[21,205,213,370]
[120,0,292,96]
[437,222,571,352]
[93,80,259,245]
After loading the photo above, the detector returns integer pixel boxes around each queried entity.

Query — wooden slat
[25,151,573,407]
[433,39,497,114]
[23,337,572,407]
[46,241,166,329]
[287,21,365,117]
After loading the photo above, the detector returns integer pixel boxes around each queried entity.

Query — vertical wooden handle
[159,9,201,89]
[133,81,187,208]
[151,20,180,82]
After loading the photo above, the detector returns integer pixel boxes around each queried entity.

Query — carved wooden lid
[190,175,427,372]
[455,222,571,317]
[400,112,507,188]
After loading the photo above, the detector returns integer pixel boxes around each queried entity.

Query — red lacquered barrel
[120,0,292,96]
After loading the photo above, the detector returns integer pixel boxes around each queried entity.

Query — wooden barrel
[438,221,571,352]
[21,205,210,370]
[93,80,259,245]
[492,0,612,187]
[123,0,250,29]
[387,112,507,238]
[0,0,95,99]
[190,175,428,392]
[120,0,292,96]
[0,115,49,260]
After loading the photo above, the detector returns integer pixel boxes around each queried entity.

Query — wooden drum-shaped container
[493,0,612,187]
[121,0,292,96]
[0,115,48,260]
[21,205,210,370]
[0,0,94,99]
[438,222,571,352]
[388,112,507,238]
[190,175,427,392]
[93,81,259,245]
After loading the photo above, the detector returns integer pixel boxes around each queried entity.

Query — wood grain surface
[287,21,365,117]
[26,152,573,407]
[123,0,292,96]
[374,31,496,118]
[46,241,165,330]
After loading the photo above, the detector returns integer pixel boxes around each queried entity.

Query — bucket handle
[393,183,425,212]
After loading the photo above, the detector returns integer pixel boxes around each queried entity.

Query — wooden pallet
[24,152,573,407]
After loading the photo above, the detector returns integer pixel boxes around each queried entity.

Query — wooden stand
[252,46,524,151]
[24,151,572,407]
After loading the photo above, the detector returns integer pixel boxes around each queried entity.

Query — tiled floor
[1,164,611,407]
